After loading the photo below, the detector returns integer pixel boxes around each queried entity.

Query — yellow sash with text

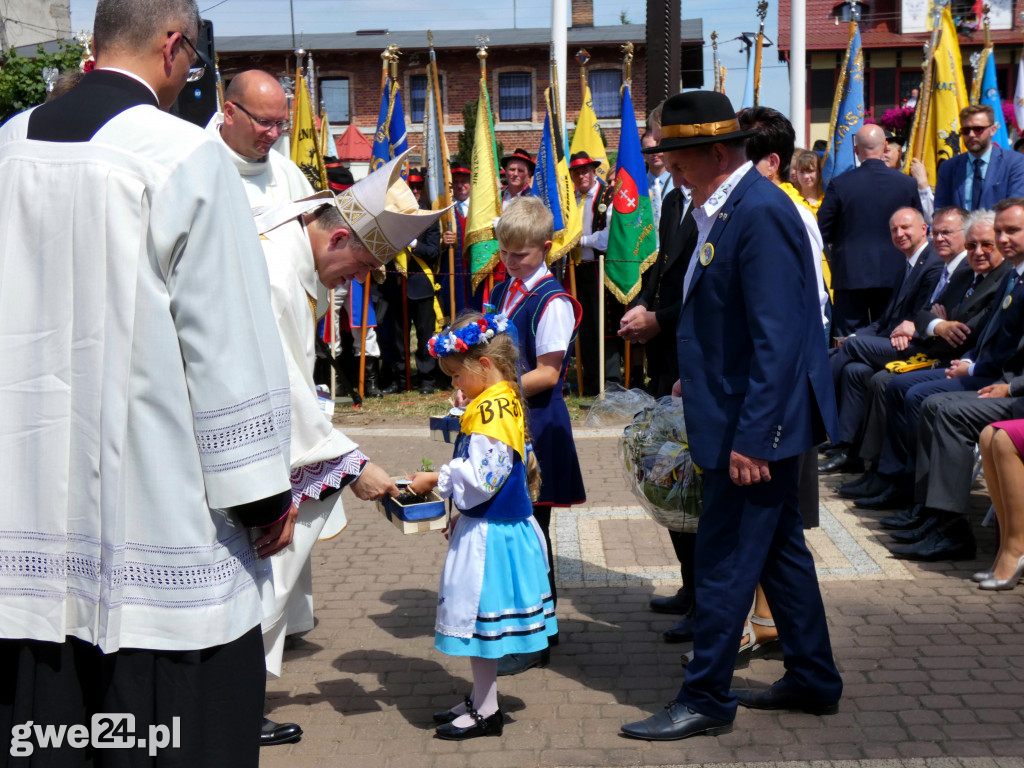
[460,381,526,461]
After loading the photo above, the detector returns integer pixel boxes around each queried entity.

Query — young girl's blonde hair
[438,311,541,500]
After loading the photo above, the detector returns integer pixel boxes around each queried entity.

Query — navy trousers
[676,459,842,721]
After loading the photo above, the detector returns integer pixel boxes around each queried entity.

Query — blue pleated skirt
[434,516,557,658]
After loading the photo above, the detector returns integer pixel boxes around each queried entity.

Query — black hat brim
[642,128,758,154]
[501,156,536,172]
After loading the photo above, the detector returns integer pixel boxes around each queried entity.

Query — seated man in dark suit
[818,124,923,337]
[874,199,1024,560]
[819,207,944,473]
[935,104,1024,212]
[842,210,1008,505]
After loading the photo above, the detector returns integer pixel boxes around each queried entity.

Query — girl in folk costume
[407,311,556,741]
[488,196,585,675]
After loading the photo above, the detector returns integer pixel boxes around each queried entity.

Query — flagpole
[970,5,992,104]
[907,1,944,171]
[390,48,414,393]
[753,1,768,107]
[712,32,723,94]
[571,49,588,397]
[615,43,634,394]
[428,31,457,322]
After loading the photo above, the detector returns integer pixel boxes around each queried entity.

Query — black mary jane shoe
[435,705,504,741]
[432,696,471,725]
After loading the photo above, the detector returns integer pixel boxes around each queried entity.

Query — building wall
[2,0,71,50]
[219,42,648,164]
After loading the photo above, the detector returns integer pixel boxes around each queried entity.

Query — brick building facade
[216,17,703,165]
[777,0,1024,145]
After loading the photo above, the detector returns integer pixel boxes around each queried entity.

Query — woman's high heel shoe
[978,555,1024,591]
[971,570,993,583]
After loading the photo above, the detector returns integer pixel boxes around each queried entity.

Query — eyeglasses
[229,101,290,133]
[963,125,993,135]
[170,31,210,83]
[966,241,997,253]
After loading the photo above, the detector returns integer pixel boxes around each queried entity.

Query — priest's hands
[254,503,298,559]
[351,462,401,500]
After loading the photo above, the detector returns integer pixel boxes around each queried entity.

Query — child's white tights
[450,657,499,727]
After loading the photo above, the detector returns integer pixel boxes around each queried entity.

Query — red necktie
[506,279,527,310]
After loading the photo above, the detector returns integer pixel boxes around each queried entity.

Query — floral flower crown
[427,306,513,358]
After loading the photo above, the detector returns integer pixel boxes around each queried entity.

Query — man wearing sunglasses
[210,69,314,209]
[0,0,296,765]
[935,104,1024,212]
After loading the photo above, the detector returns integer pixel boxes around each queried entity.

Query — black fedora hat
[568,151,601,171]
[643,91,756,154]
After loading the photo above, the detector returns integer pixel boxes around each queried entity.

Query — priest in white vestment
[251,152,449,737]
[0,0,295,764]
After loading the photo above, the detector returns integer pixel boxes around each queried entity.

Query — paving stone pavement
[260,420,1024,768]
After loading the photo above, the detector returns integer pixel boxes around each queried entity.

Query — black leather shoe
[836,470,888,499]
[854,485,912,511]
[649,590,693,615]
[260,718,302,747]
[890,520,976,561]
[818,450,862,474]
[381,380,401,395]
[889,514,939,543]
[620,701,733,741]
[433,696,471,725]
[662,608,696,644]
[880,503,926,530]
[734,681,839,715]
[419,383,436,395]
[435,709,504,740]
[497,647,550,676]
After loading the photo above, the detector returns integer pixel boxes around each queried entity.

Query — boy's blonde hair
[438,311,541,500]
[495,196,553,250]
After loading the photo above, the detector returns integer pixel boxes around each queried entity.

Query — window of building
[321,78,350,123]
[498,72,532,121]
[409,73,445,123]
[589,70,622,119]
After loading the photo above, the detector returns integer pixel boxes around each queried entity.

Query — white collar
[520,263,551,290]
[945,251,967,274]
[97,67,158,102]
[697,161,753,220]
[907,241,929,268]
[208,115,272,178]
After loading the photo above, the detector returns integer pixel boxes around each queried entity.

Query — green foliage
[619,9,632,24]
[455,98,503,168]
[0,41,85,124]
[419,456,435,472]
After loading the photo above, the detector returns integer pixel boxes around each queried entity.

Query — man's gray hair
[963,209,995,237]
[94,0,200,55]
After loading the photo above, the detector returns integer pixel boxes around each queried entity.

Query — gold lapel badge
[1003,294,1013,310]
[699,243,715,266]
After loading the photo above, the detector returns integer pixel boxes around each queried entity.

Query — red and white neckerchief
[501,278,529,315]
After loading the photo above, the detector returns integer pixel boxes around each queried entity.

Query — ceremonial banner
[423,74,446,208]
[534,87,583,264]
[740,44,756,110]
[976,49,1010,148]
[371,81,409,172]
[569,84,609,182]
[291,74,327,190]
[604,83,656,304]
[466,75,502,291]
[822,22,864,186]
[1016,56,1024,135]
[904,6,968,187]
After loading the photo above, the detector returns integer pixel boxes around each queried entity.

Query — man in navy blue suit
[818,124,923,337]
[621,91,842,742]
[935,104,1024,212]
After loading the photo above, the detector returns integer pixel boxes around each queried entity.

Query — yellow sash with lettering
[460,381,526,461]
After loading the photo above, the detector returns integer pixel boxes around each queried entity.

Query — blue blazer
[934,143,1024,211]
[677,168,839,470]
[817,158,922,292]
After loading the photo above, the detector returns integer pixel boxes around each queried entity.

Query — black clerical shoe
[649,589,693,615]
[836,470,888,499]
[496,647,550,676]
[854,485,912,511]
[435,708,504,740]
[889,514,940,543]
[890,519,976,561]
[620,701,733,741]
[880,503,927,530]
[734,681,839,716]
[260,718,302,747]
[662,607,696,644]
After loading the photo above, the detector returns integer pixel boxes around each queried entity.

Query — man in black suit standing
[818,124,923,337]
[820,207,944,473]
[619,163,699,643]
